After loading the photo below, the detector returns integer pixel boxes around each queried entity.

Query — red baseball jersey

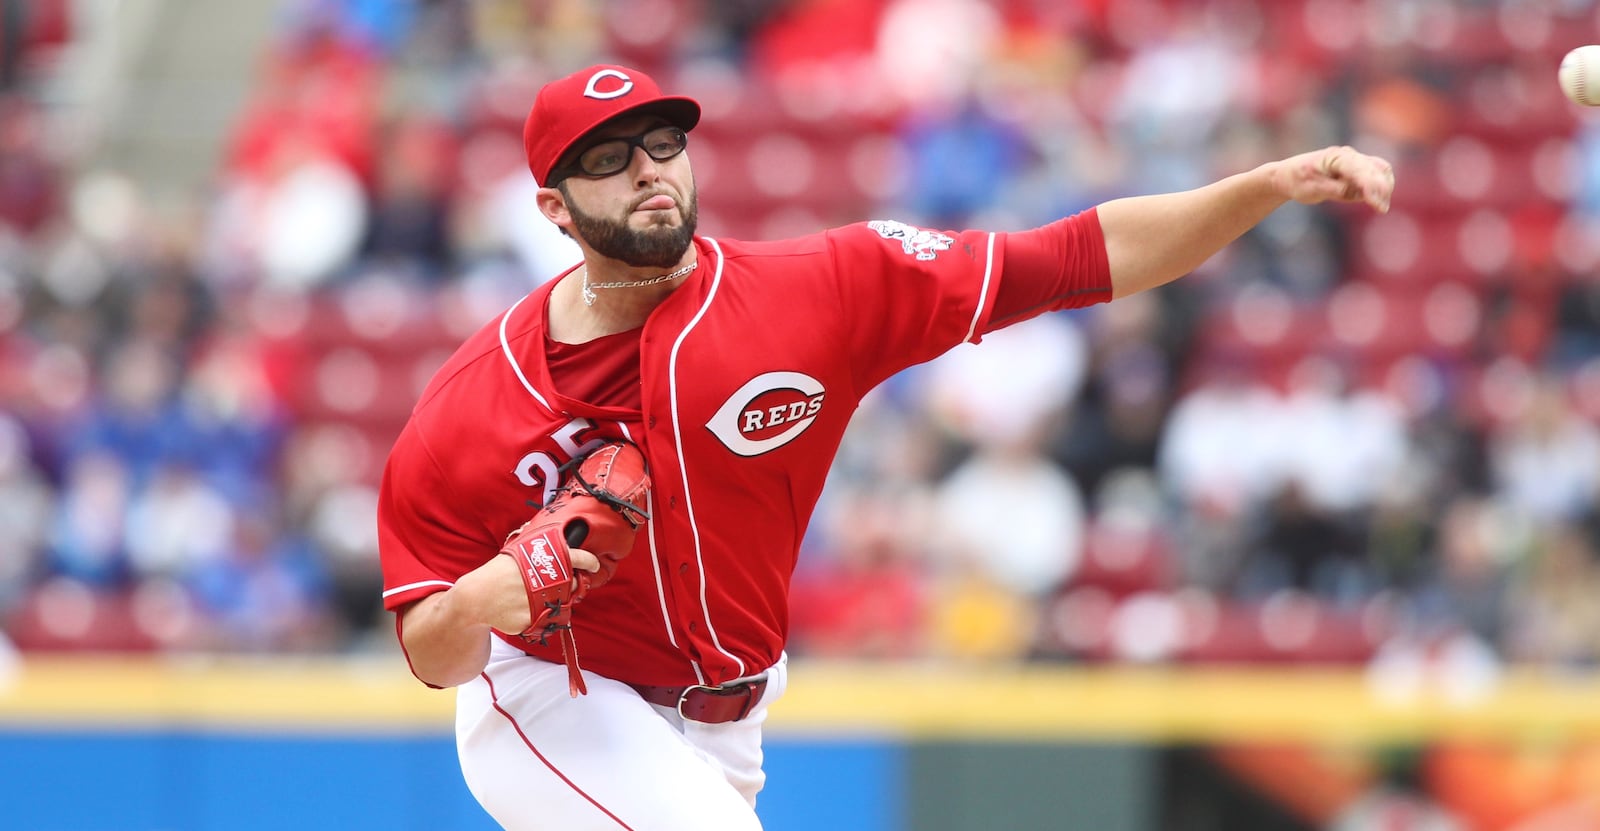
[378,218,1109,687]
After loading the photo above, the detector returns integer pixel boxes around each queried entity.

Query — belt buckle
[675,684,717,721]
[676,671,769,722]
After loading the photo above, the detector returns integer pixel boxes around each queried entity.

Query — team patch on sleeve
[867,220,955,261]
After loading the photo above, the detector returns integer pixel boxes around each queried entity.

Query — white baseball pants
[455,637,787,830]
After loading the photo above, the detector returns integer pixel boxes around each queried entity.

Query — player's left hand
[502,440,652,697]
[1273,145,1394,214]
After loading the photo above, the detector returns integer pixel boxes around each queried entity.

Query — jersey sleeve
[377,420,496,612]
[824,221,1006,393]
[987,208,1113,331]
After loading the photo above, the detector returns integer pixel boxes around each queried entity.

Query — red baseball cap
[523,64,701,187]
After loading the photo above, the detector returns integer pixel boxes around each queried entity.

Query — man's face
[554,115,698,269]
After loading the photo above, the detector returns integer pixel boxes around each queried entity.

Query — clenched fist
[1273,145,1395,214]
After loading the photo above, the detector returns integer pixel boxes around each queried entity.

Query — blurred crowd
[2,0,1600,683]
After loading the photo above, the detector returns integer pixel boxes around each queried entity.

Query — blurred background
[2,0,1600,829]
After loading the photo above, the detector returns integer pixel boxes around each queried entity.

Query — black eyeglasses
[550,125,689,185]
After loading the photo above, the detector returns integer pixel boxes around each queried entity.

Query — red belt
[628,673,769,723]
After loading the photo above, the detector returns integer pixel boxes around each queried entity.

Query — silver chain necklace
[582,261,698,306]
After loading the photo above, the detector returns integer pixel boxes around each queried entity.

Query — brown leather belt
[628,673,769,723]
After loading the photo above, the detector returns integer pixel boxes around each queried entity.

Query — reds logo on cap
[583,69,635,100]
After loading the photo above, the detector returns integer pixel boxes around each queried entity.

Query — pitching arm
[1098,145,1394,300]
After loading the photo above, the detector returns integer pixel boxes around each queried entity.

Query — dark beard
[565,189,698,269]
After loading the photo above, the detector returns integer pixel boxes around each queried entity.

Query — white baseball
[1560,45,1600,107]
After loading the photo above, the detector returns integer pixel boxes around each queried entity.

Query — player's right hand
[1273,145,1394,213]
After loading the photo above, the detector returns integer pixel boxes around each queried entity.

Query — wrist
[1256,160,1295,203]
[443,561,505,632]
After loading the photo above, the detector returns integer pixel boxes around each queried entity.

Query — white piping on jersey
[499,292,556,413]
[963,232,998,344]
[621,419,683,657]
[665,239,747,680]
[383,579,454,598]
[640,479,680,652]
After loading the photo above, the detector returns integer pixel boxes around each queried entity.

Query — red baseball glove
[500,441,651,696]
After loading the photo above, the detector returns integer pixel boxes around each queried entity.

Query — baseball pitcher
[376,64,1395,830]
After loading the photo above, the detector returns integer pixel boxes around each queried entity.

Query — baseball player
[377,64,1395,830]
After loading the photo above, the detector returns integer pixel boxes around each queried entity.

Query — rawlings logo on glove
[500,441,651,696]
[526,538,564,582]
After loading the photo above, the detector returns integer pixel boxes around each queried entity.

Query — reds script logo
[706,371,826,457]
[868,220,954,261]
